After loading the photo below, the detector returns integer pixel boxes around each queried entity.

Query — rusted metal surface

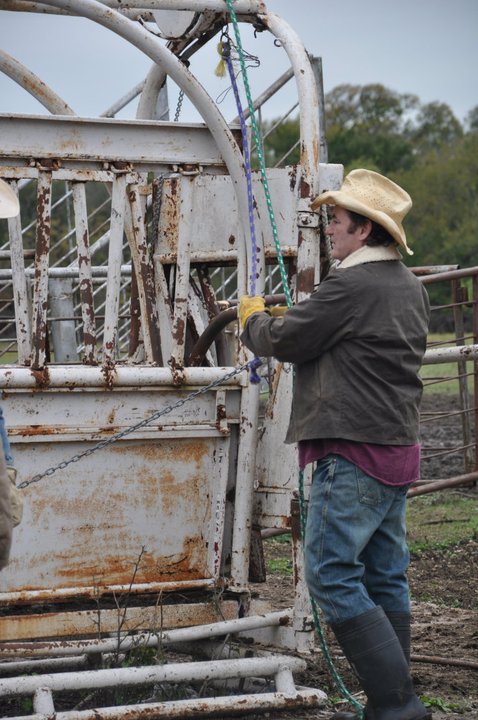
[0,600,239,643]
[71,181,97,363]
[30,171,52,369]
[127,182,163,364]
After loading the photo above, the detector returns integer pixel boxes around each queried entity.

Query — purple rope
[223,41,261,383]
[223,43,258,296]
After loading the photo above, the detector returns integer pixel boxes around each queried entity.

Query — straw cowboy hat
[0,179,19,219]
[311,168,413,255]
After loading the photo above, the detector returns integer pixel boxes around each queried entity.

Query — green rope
[224,2,363,716]
[224,0,292,309]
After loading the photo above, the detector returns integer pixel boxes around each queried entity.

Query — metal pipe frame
[1,0,267,11]
[6,689,324,720]
[0,609,292,658]
[0,365,246,388]
[0,654,306,695]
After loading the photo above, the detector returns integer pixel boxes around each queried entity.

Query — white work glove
[7,467,23,527]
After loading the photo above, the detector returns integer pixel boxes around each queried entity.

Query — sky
[0,0,477,126]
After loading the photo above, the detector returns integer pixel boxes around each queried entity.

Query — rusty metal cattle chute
[0,0,342,716]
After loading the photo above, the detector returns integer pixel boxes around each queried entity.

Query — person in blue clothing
[239,169,432,720]
[0,178,22,569]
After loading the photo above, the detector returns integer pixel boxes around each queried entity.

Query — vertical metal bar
[452,279,473,471]
[102,174,126,363]
[169,177,193,369]
[71,182,97,364]
[31,171,52,369]
[207,435,229,579]
[473,274,478,472]
[33,686,55,714]
[49,277,79,362]
[230,381,260,587]
[310,56,328,164]
[126,182,163,364]
[6,179,32,363]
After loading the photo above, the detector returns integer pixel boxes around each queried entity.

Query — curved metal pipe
[188,294,287,366]
[0,48,76,115]
[188,307,237,366]
[33,0,265,297]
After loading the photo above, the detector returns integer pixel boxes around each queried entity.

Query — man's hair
[346,209,397,247]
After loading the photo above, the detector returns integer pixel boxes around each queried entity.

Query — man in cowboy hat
[0,178,21,570]
[239,169,431,719]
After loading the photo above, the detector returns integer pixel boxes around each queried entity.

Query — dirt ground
[238,393,478,720]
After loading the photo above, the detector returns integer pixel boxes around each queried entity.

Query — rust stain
[30,367,50,389]
[296,265,315,295]
[299,172,310,199]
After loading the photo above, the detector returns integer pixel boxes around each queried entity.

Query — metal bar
[6,179,32,362]
[0,115,233,167]
[30,170,52,369]
[260,12,321,295]
[71,181,98,363]
[0,0,266,11]
[5,689,324,720]
[102,174,126,361]
[473,274,478,471]
[0,610,293,659]
[169,177,193,368]
[422,344,478,364]
[231,67,294,123]
[0,48,76,115]
[0,265,133,279]
[126,182,163,363]
[230,380,260,587]
[33,687,55,714]
[0,365,244,388]
[101,80,146,118]
[408,471,478,497]
[452,279,473,471]
[0,654,307,695]
[420,266,478,284]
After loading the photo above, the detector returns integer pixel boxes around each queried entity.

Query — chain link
[18,362,255,490]
[174,90,184,122]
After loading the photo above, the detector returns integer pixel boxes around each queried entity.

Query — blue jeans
[304,455,411,624]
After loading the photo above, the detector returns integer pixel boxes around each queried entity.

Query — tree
[409,101,463,155]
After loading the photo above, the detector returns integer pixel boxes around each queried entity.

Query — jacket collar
[336,244,402,270]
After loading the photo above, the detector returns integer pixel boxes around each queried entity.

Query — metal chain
[174,89,184,122]
[18,362,254,490]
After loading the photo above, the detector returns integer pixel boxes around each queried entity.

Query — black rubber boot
[386,610,411,664]
[330,606,432,720]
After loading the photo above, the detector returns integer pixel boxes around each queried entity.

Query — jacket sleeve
[241,272,357,364]
[0,452,12,570]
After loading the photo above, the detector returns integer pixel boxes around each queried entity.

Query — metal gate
[0,1,341,715]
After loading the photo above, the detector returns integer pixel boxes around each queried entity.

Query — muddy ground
[240,393,478,719]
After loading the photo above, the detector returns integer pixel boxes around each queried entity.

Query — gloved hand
[270,306,288,318]
[239,295,267,328]
[7,467,23,527]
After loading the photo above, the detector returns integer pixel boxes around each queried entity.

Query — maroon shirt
[299,438,420,486]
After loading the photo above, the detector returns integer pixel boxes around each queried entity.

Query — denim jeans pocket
[356,467,383,507]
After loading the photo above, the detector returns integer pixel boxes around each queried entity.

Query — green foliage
[407,494,478,553]
[421,695,461,712]
[262,82,476,332]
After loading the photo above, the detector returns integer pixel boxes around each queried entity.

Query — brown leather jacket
[241,248,430,446]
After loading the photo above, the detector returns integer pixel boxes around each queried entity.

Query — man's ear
[359,219,373,242]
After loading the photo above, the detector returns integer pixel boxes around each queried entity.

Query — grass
[406,492,478,553]
[264,491,477,577]
[420,332,475,396]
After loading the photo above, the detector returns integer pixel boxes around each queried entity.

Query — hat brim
[0,179,20,219]
[311,188,413,256]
